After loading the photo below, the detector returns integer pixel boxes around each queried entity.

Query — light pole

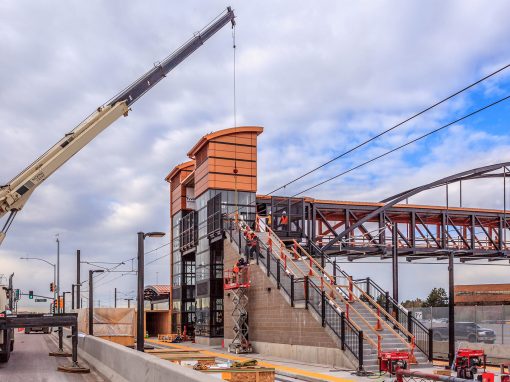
[56,235,60,309]
[88,269,104,335]
[20,257,56,304]
[125,298,133,308]
[137,231,165,352]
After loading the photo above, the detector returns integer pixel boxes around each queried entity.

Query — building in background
[455,283,510,306]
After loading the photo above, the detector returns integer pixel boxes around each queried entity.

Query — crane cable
[232,23,239,214]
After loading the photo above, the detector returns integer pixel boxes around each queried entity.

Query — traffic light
[14,289,20,301]
[29,290,33,299]
[50,282,54,292]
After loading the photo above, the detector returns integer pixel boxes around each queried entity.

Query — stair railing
[295,240,415,358]
[354,277,432,361]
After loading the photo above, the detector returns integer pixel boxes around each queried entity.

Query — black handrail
[224,218,365,369]
[309,240,432,361]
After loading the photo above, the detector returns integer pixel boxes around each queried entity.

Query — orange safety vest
[281,215,288,225]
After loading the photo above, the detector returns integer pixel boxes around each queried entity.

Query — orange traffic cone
[375,307,383,331]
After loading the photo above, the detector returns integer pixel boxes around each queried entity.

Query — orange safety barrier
[375,306,383,331]
[280,246,287,269]
[348,276,354,302]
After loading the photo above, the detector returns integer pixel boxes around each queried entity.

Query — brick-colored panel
[223,239,338,349]
[213,132,255,146]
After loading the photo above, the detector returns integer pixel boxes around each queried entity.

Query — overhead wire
[289,93,510,197]
[265,62,510,196]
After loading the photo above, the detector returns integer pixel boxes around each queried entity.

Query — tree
[423,287,448,307]
[401,298,424,308]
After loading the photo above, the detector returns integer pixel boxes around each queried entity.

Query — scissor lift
[224,266,252,354]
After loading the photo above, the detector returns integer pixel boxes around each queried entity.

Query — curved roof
[187,126,263,158]
[164,160,195,182]
[144,285,171,301]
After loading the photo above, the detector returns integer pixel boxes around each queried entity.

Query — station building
[165,126,262,344]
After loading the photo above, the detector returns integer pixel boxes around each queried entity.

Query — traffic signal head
[29,290,33,299]
[50,283,54,292]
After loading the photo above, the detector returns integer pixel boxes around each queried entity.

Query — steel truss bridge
[257,162,510,262]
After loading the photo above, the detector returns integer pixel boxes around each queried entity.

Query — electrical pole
[448,251,455,366]
[88,270,93,335]
[114,288,117,308]
[137,232,145,352]
[125,298,133,308]
[76,249,81,309]
[56,235,60,312]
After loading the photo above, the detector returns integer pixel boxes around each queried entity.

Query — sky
[1,0,510,311]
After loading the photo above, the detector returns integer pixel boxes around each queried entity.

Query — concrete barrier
[60,330,218,382]
[433,340,510,364]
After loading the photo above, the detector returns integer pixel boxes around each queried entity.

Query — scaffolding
[224,266,252,354]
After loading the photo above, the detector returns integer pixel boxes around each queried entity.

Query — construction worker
[266,212,272,231]
[247,232,263,260]
[280,211,289,232]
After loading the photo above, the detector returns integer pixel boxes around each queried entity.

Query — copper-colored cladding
[165,160,195,216]
[187,126,263,198]
[455,283,510,305]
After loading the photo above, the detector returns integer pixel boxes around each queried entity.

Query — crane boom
[0,7,235,246]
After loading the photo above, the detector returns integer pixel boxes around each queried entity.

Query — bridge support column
[392,223,399,303]
[448,251,455,366]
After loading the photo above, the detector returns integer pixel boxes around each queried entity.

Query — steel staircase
[225,215,432,372]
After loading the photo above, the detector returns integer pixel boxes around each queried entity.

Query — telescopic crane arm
[0,7,235,246]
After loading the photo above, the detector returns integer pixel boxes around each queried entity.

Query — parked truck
[433,322,496,344]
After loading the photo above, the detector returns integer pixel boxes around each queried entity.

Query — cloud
[1,0,510,309]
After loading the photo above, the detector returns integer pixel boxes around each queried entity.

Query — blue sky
[1,0,510,310]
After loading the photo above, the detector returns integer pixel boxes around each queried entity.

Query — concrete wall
[224,238,355,368]
[433,340,510,364]
[60,330,217,382]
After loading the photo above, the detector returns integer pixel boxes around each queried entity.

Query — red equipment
[224,266,250,290]
[379,351,409,374]
[455,348,486,379]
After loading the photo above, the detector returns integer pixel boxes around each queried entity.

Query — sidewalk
[145,338,364,381]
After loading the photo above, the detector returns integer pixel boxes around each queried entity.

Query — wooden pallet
[157,333,179,342]
[201,367,275,382]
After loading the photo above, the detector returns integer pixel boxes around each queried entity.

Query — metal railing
[225,215,366,369]
[353,276,432,361]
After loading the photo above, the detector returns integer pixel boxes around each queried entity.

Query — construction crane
[0,7,235,247]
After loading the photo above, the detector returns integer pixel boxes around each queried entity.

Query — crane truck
[0,6,235,366]
[0,7,235,247]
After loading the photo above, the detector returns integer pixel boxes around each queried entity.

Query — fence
[411,305,510,345]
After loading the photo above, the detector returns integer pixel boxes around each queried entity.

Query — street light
[137,231,165,352]
[88,269,104,335]
[20,257,57,305]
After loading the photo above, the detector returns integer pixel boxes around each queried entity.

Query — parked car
[24,326,50,334]
[433,322,496,344]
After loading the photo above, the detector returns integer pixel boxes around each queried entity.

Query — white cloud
[1,0,510,309]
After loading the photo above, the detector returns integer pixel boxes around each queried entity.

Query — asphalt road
[0,330,105,381]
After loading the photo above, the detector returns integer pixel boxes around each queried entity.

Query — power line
[265,62,510,196]
[290,93,510,197]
